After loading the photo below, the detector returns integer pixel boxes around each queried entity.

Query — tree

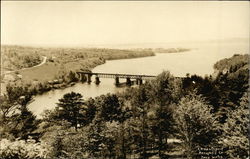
[173,94,219,159]
[84,98,97,125]
[212,54,249,123]
[97,94,122,122]
[67,71,79,83]
[39,121,73,158]
[0,138,49,159]
[219,93,249,158]
[131,85,150,158]
[0,84,37,139]
[56,92,85,131]
[102,121,120,159]
[115,118,134,159]
[147,71,182,158]
[86,118,106,158]
[10,105,38,139]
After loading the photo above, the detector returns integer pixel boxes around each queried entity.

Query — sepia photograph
[0,1,249,159]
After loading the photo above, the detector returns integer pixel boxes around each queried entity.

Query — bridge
[76,71,157,86]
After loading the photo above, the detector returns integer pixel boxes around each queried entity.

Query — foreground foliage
[174,94,219,158]
[219,93,249,159]
[0,138,49,159]
[0,54,249,158]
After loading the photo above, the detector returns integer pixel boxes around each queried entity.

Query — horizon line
[1,37,249,48]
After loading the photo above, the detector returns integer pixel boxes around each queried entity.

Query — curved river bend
[29,41,249,118]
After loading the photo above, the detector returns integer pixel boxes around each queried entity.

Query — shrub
[0,138,49,159]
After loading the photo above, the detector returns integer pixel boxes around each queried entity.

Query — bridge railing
[76,72,156,79]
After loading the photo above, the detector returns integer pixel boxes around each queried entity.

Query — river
[29,40,249,118]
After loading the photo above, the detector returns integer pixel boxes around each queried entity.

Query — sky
[1,1,249,47]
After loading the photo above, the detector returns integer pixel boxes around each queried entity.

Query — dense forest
[2,46,43,71]
[1,45,155,72]
[0,54,249,159]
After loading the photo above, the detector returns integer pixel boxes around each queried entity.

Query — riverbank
[1,45,193,96]
[1,46,155,95]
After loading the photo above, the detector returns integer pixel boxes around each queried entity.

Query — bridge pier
[126,77,131,86]
[136,78,143,85]
[95,76,100,85]
[115,76,120,86]
[76,72,157,86]
[139,78,143,85]
[87,74,92,83]
[80,74,86,82]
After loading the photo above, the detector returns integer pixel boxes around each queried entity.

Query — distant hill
[214,54,249,76]
[153,47,190,53]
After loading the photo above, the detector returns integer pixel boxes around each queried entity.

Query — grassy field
[18,57,106,82]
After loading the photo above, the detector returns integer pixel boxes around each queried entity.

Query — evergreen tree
[56,92,85,130]
[131,86,150,158]
[0,85,37,139]
[97,94,122,122]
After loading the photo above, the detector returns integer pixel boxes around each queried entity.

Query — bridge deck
[77,72,156,79]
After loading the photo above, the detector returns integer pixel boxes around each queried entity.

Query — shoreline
[1,53,155,96]
[1,49,191,96]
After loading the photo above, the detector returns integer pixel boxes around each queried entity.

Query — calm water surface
[29,41,249,117]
